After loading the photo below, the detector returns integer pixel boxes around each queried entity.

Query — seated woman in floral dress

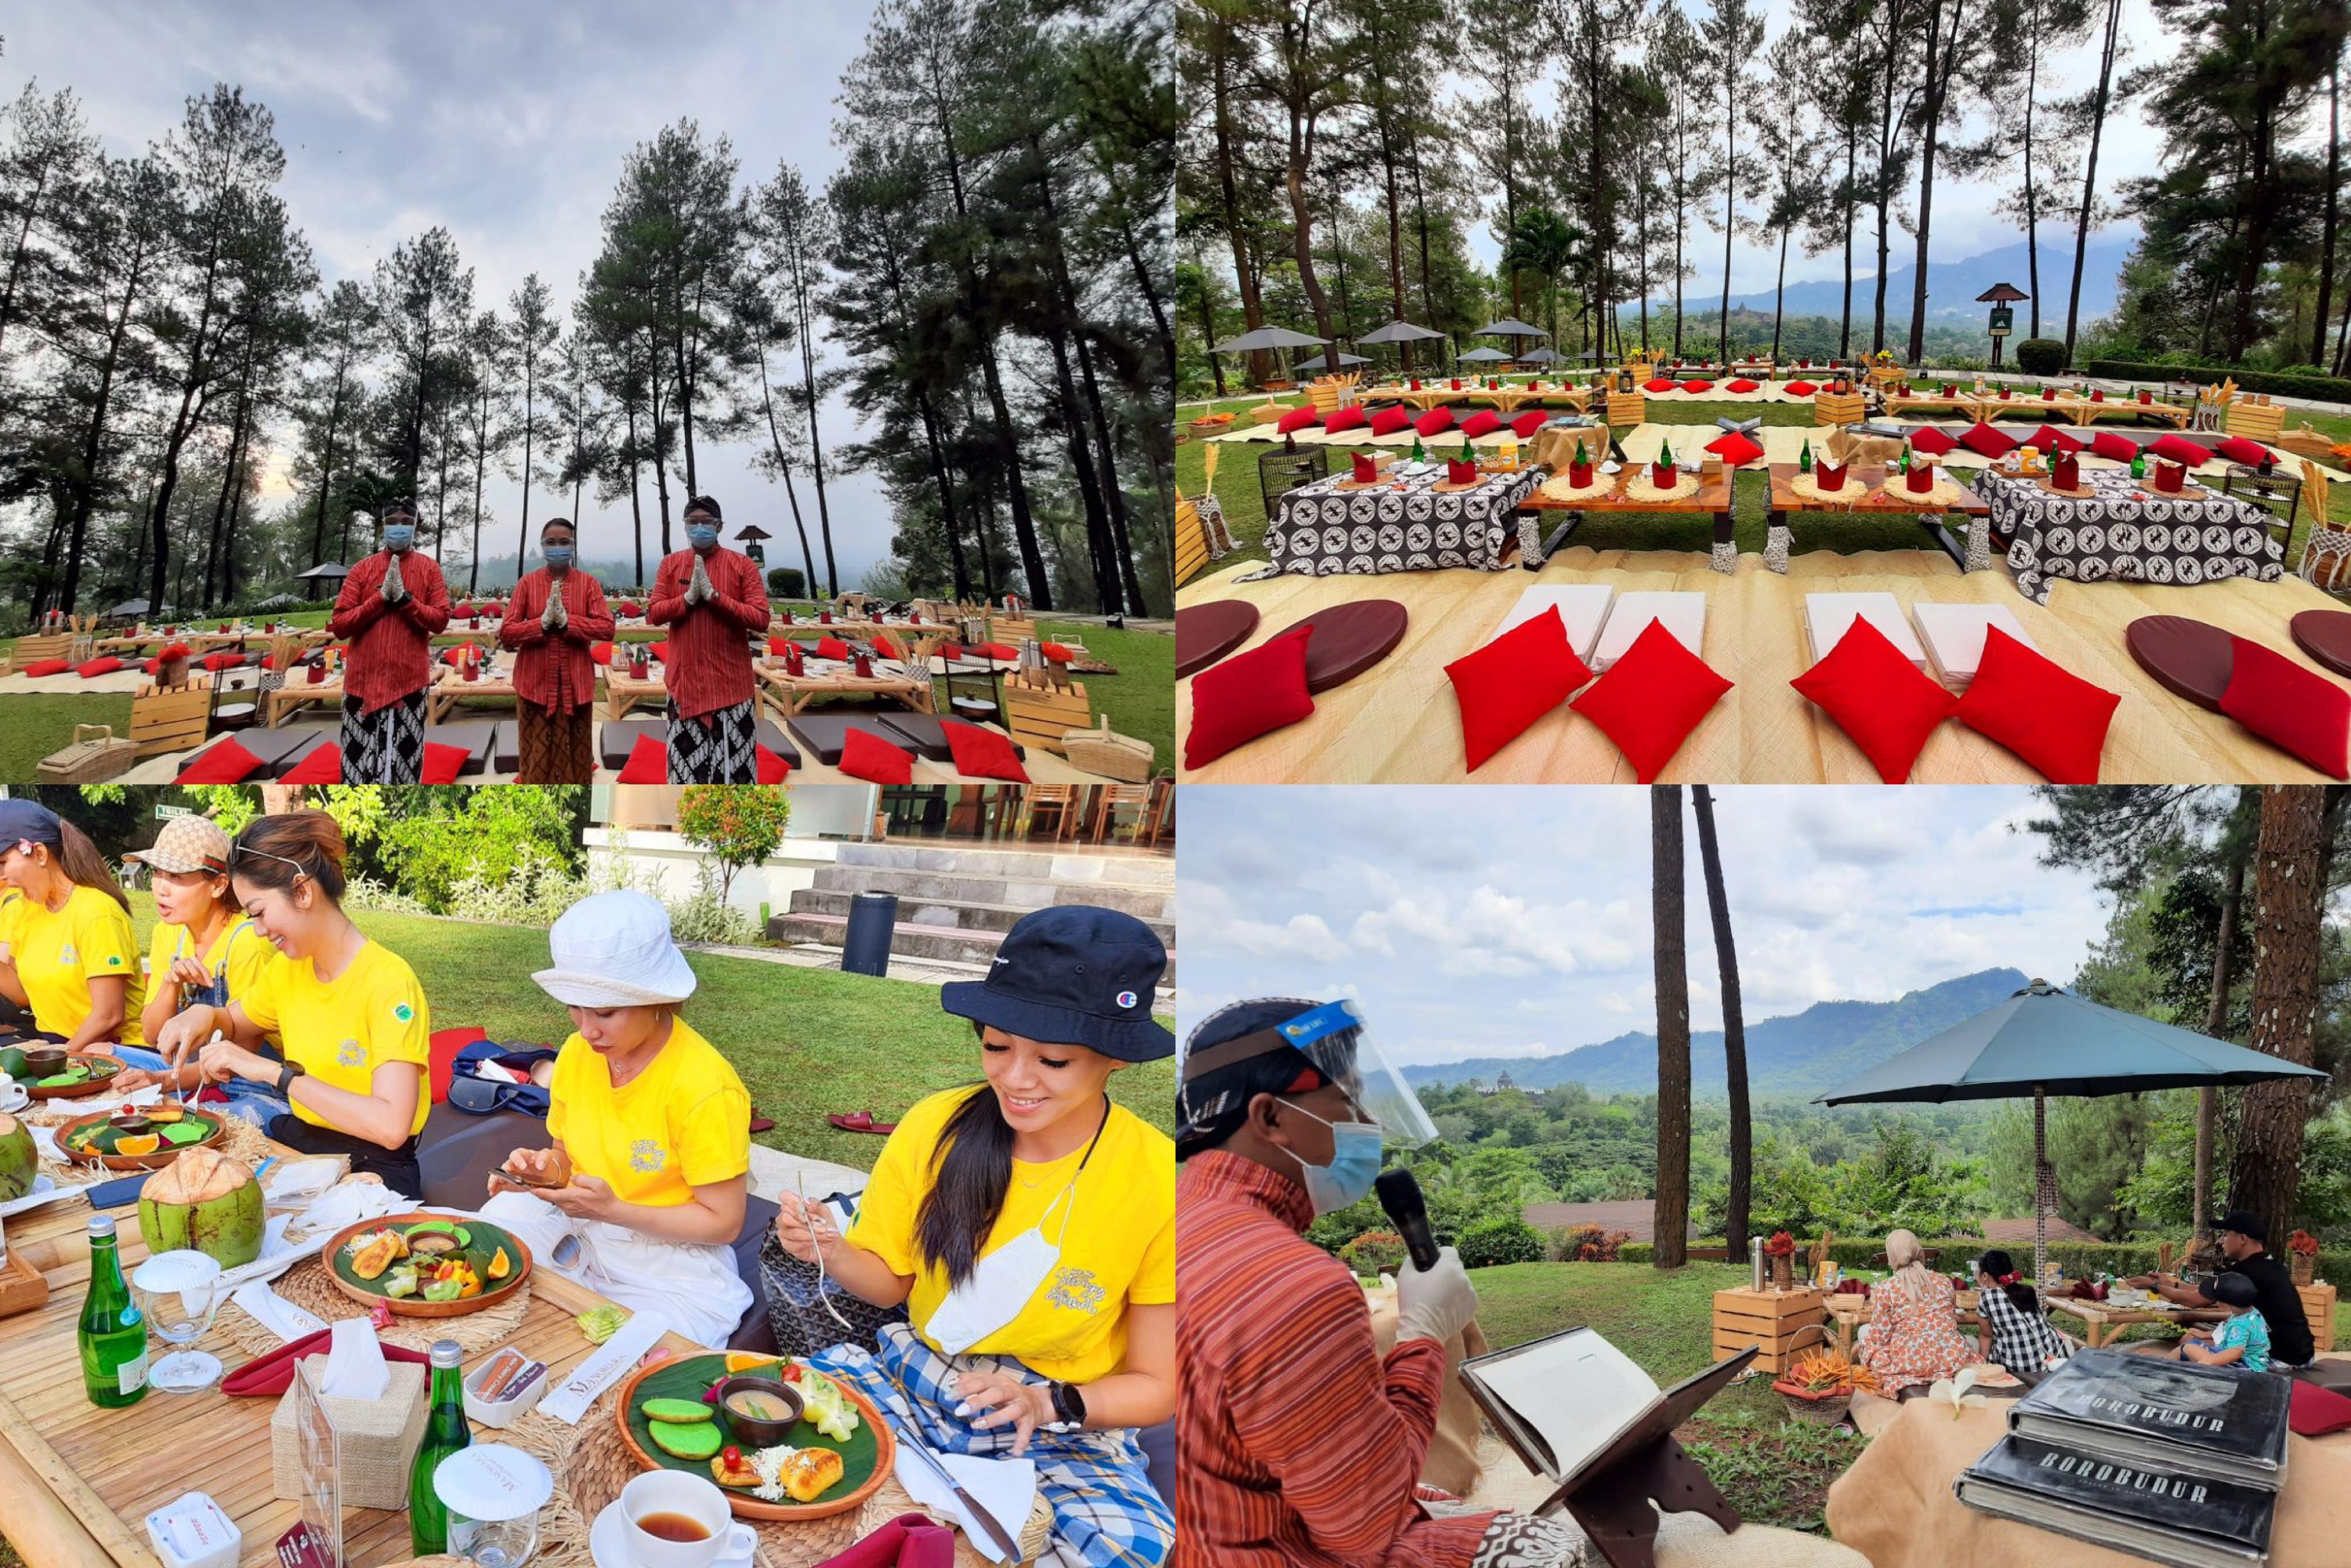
[1857,1229,1976,1389]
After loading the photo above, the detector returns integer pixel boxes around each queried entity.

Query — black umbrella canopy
[1294,352,1371,371]
[105,599,150,617]
[1456,346,1511,363]
[294,562,350,580]
[1519,348,1561,364]
[1357,319,1447,345]
[1208,325,1331,354]
[1474,317,1550,339]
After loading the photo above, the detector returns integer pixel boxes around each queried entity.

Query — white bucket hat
[531,890,698,1008]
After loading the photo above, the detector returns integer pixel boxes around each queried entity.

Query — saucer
[589,1500,755,1568]
[0,1087,27,1114]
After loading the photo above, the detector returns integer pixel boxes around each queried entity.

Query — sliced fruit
[647,1420,724,1461]
[113,1133,161,1157]
[725,1352,778,1375]
[487,1246,512,1280]
[353,1233,400,1280]
[643,1397,715,1424]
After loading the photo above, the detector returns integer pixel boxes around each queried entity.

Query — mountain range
[1403,968,2032,1100]
[1643,231,2138,331]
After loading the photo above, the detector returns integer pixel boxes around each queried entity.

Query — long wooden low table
[1764,463,1993,571]
[755,660,935,720]
[602,666,667,722]
[1824,1289,1983,1356]
[2040,1295,2229,1348]
[1512,469,1738,571]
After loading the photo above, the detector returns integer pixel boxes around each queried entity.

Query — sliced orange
[114,1133,161,1156]
[724,1352,779,1375]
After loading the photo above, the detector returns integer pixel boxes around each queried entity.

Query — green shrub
[1341,1229,1407,1276]
[766,566,806,598]
[2014,339,2068,375]
[1614,1235,2351,1280]
[2085,358,2351,403]
[1549,1222,1633,1262]
[1458,1216,1548,1269]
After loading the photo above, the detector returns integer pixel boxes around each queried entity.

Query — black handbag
[758,1192,907,1358]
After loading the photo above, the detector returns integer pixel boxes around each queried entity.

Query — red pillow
[939,641,965,661]
[279,743,342,784]
[1414,407,1456,436]
[2090,430,2139,463]
[615,731,668,783]
[1681,379,1714,393]
[618,601,641,617]
[1727,378,1760,393]
[175,736,264,784]
[2289,1378,2351,1438]
[876,634,908,661]
[1277,405,1319,434]
[199,652,243,672]
[592,641,616,664]
[766,637,795,657]
[1954,626,2121,784]
[2216,435,2269,467]
[1458,410,1502,439]
[1322,404,1367,433]
[755,744,792,784]
[976,642,1020,661]
[428,1025,490,1105]
[1705,431,1765,467]
[1444,608,1592,773]
[2023,425,2081,455]
[143,658,160,676]
[2219,636,2350,778]
[1039,641,1074,662]
[1186,626,1315,770]
[1570,618,1733,782]
[1367,406,1414,437]
[420,742,469,784]
[1789,617,1958,784]
[943,719,1029,782]
[840,725,915,784]
[76,657,125,679]
[2147,433,2208,469]
[1908,426,1958,457]
[1643,378,1676,393]
[17,657,71,678]
[647,641,671,663]
[1958,421,2016,459]
[1511,410,1548,437]
[816,636,851,661]
[1783,380,1818,396]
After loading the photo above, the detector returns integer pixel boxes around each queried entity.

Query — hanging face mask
[926,1182,1074,1357]
[686,523,720,551]
[382,524,415,552]
[543,544,574,568]
[1279,1100,1384,1216]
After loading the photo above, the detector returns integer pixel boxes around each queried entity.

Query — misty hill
[1404,968,2030,1100]
[1647,230,2137,331]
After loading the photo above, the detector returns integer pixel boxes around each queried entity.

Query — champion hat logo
[1116,990,1138,1009]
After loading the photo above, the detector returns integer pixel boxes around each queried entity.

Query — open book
[1460,1327,1748,1492]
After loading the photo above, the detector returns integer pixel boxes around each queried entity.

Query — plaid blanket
[809,1323,1172,1568]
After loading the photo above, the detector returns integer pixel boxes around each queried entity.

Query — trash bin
[842,891,898,977]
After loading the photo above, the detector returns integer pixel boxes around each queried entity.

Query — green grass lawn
[1046,618,1171,769]
[118,892,1175,1174]
[0,692,133,779]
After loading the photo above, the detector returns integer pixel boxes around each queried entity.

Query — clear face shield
[1179,998,1440,1150]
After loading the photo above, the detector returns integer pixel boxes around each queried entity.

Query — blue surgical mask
[1280,1102,1384,1216]
[382,524,415,552]
[686,523,720,551]
[543,545,574,568]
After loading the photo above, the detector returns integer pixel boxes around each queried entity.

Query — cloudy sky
[1177,787,2114,1068]
[2,0,897,583]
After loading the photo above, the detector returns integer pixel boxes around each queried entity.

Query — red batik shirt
[647,546,770,720]
[498,567,615,712]
[1175,1151,1491,1568]
[328,549,453,714]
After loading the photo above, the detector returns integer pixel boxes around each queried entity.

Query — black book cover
[1962,1434,2275,1555]
[2005,1348,2290,1479]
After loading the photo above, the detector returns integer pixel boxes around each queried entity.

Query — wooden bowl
[321,1212,534,1319]
[56,1106,226,1170]
[613,1353,896,1523]
[25,1053,124,1101]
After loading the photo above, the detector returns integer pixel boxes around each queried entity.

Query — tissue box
[144,1492,241,1568]
[270,1356,427,1511]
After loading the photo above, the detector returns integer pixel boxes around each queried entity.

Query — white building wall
[581,827,842,920]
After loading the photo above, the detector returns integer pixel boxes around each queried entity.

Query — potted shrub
[1773,1348,1882,1425]
[2289,1229,2320,1287]
[156,643,192,689]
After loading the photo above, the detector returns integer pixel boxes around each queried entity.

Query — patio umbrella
[294,562,350,584]
[1457,346,1510,364]
[1817,977,2327,1289]
[1473,317,1551,340]
[1357,320,1444,346]
[105,599,150,618]
[1210,324,1331,388]
[1519,348,1560,365]
[1293,352,1369,372]
[250,592,298,610]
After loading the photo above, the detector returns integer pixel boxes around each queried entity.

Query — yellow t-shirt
[846,1087,1176,1384]
[239,940,430,1135]
[10,885,144,1046]
[547,1018,750,1207]
[145,915,274,1012]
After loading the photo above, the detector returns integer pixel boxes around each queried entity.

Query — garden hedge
[1614,1235,2350,1282]
[2014,339,2067,376]
[2086,359,2351,405]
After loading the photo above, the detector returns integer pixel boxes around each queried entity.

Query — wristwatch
[276,1059,306,1095]
[1047,1381,1087,1430]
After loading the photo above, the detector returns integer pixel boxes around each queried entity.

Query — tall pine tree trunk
[2066,0,2124,361]
[1652,784,1692,1270]
[2316,61,2342,368]
[2226,787,2329,1245]
[2193,842,2248,1242]
[1691,787,1750,1258]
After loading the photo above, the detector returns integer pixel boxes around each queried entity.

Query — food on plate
[647,1418,726,1460]
[406,1229,462,1258]
[710,1447,762,1490]
[724,1352,780,1376]
[723,1388,796,1421]
[145,1102,185,1123]
[113,1133,161,1157]
[352,1233,401,1280]
[159,1121,208,1146]
[577,1305,629,1343]
[779,1447,846,1504]
[382,1265,420,1299]
[795,1368,860,1442]
[405,1219,471,1246]
[645,1397,716,1424]
[487,1246,512,1280]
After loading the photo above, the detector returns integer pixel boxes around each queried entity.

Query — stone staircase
[770,842,1176,977]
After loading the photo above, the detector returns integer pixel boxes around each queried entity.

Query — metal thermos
[1750,1236,1766,1291]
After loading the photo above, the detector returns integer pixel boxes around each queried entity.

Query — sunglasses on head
[229,843,309,885]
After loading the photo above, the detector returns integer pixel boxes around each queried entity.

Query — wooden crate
[1815,392,1867,425]
[1174,497,1211,588]
[2301,1280,2337,1353]
[1004,672,1091,755]
[2227,399,2284,444]
[1712,1287,1829,1374]
[5,632,79,673]
[129,675,214,757]
[989,614,1039,645]
[1607,391,1646,427]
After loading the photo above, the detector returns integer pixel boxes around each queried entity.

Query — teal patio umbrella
[1817,978,2328,1289]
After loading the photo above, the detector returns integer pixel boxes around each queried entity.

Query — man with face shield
[328,502,452,783]
[499,516,615,783]
[1176,999,1594,1567]
[647,494,770,782]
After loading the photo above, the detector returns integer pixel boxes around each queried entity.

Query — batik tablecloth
[1976,465,2285,605]
[1238,466,1548,579]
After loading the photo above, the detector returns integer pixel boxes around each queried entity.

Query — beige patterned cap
[125,814,232,875]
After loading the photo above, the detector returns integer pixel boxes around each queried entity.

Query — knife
[885,1411,1021,1563]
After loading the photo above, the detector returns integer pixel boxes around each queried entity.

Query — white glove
[687,554,714,606]
[542,588,566,633]
[381,553,406,603]
[1395,1245,1478,1347]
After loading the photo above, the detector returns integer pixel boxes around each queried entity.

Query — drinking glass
[131,1251,226,1393]
[449,1510,541,1568]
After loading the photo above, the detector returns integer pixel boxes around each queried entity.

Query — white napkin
[892,1447,1037,1564]
[262,1158,342,1207]
[60,1084,164,1117]
[538,1308,672,1425]
[230,1280,327,1343]
[287,1179,405,1240]
[318,1315,387,1399]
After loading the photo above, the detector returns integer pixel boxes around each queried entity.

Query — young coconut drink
[137,1146,263,1268]
[0,1111,36,1203]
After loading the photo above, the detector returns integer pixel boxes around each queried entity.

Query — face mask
[686,523,719,551]
[1279,1102,1384,1216]
[382,525,415,552]
[543,545,574,568]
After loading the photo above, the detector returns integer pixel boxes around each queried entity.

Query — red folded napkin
[1817,461,1847,492]
[1651,460,1675,488]
[1352,453,1375,483]
[2000,387,2012,399]
[2138,389,2152,404]
[1569,459,1595,487]
[2042,386,2056,400]
[2053,453,2081,490]
[223,1328,433,1397]
[1446,458,1476,484]
[1450,378,1462,390]
[2090,388,2105,402]
[1409,378,1422,390]
[1907,464,1933,494]
[815,1514,955,1568]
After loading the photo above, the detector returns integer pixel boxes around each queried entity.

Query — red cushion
[816,636,851,661]
[1728,378,1760,393]
[1322,404,1367,433]
[2289,1378,2351,1437]
[615,731,668,784]
[427,1025,489,1106]
[1511,411,1548,438]
[1958,422,2016,459]
[1789,617,1958,784]
[2216,435,2269,467]
[1908,426,1958,457]
[1458,410,1502,439]
[618,601,641,617]
[976,642,1020,661]
[875,634,908,661]
[1277,405,1319,434]
[1954,626,2121,784]
[647,641,670,662]
[767,637,795,657]
[1705,431,1765,467]
[1039,641,1074,662]
[1570,618,1733,782]
[1186,626,1315,770]
[2090,430,2139,463]
[1414,408,1456,436]
[419,741,469,784]
[17,657,71,678]
[839,725,915,784]
[199,652,244,672]
[1444,607,1591,772]
[2147,433,2209,469]
[942,719,1029,782]
[592,641,616,665]
[143,658,160,676]
[75,657,125,679]
[940,642,965,661]
[1643,378,1676,393]
[2023,425,2081,454]
[1367,406,1414,437]
[280,743,342,784]
[175,736,265,784]
[755,744,792,784]
[1680,379,1714,393]
[2219,636,2351,778]
[1784,380,1818,396]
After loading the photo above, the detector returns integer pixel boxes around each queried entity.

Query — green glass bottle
[79,1215,147,1408]
[1573,436,1588,466]
[2131,450,2146,480]
[1798,436,1813,474]
[1410,436,1425,465]
[408,1340,472,1555]
[1658,436,1674,469]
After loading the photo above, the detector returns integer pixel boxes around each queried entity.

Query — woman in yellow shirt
[153,811,430,1196]
[0,800,145,1055]
[484,889,752,1347]
[772,906,1176,1568]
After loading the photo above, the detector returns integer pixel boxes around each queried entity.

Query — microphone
[1375,1168,1440,1273]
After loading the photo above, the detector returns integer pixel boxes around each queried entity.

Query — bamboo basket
[36,724,139,783]
[1060,717,1154,782]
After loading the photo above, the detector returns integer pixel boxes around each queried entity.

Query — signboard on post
[1987,306,2014,336]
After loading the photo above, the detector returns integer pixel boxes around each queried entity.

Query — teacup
[618,1471,749,1568]
[0,1074,24,1112]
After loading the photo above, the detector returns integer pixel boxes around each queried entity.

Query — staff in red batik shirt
[498,517,614,783]
[647,494,770,783]
[1177,998,1596,1568]
[328,504,451,784]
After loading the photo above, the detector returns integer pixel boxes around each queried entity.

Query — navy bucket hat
[940,905,1172,1062]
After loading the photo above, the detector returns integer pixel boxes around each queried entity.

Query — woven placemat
[1623,473,1703,503]
[1538,473,1617,503]
[2038,477,2097,499]
[1875,477,1971,509]
[218,1252,531,1356]
[1788,473,1870,505]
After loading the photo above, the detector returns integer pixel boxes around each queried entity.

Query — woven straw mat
[218,1251,531,1357]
